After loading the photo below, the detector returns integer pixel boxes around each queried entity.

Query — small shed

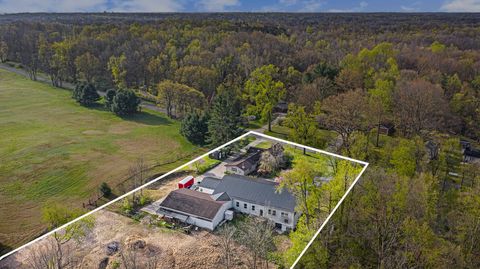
[378,123,395,136]
[178,176,194,189]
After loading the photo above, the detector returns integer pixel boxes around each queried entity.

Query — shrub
[138,195,151,206]
[122,198,133,215]
[104,88,116,110]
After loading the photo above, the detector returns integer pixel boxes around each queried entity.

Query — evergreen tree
[208,90,243,146]
[72,82,100,107]
[180,111,209,145]
[104,88,116,110]
[109,89,140,116]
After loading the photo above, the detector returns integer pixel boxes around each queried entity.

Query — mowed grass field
[0,69,202,251]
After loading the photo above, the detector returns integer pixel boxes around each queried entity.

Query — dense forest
[1,13,480,268]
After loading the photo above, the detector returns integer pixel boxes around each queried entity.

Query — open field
[0,69,203,251]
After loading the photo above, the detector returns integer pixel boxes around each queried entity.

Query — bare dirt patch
[108,123,133,135]
[1,210,265,269]
[82,130,104,135]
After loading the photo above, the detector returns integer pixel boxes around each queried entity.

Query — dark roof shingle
[225,147,263,171]
[213,175,296,212]
[159,188,227,220]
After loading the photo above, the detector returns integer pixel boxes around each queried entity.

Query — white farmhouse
[213,174,299,232]
[159,174,299,232]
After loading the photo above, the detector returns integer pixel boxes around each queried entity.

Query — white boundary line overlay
[0,130,369,264]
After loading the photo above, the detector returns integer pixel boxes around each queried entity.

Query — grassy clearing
[246,119,263,130]
[0,69,203,250]
[190,156,221,175]
[284,146,334,175]
[255,141,273,149]
[264,125,291,139]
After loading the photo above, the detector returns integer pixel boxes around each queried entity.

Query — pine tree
[181,111,209,145]
[72,82,100,107]
[207,90,243,146]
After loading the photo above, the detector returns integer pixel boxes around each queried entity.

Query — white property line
[0,130,369,264]
[252,131,371,268]
[290,160,369,268]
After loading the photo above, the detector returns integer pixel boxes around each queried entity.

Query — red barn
[178,175,194,189]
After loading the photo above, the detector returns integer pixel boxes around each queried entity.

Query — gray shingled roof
[213,175,296,212]
[225,147,263,171]
[211,192,231,201]
[159,188,227,220]
[198,177,222,190]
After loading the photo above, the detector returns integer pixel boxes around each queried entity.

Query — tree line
[1,15,479,144]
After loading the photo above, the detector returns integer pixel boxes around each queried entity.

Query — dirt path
[0,63,167,114]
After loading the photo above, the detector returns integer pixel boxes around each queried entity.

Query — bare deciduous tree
[128,157,149,201]
[27,237,74,269]
[216,225,237,269]
[322,89,367,156]
[238,217,275,269]
[393,79,448,137]
[26,216,95,269]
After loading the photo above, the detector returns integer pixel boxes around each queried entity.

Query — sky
[0,0,479,13]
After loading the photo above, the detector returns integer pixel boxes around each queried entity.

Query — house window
[231,167,237,172]
[272,210,276,216]
[244,203,247,209]
[281,212,288,217]
[284,218,289,224]
[251,205,255,211]
[236,202,239,207]
[268,209,271,215]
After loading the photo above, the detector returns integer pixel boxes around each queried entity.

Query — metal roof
[198,176,222,190]
[213,175,296,212]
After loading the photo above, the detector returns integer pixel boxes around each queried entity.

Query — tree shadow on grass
[86,102,109,112]
[0,241,13,256]
[85,103,172,126]
[121,111,172,126]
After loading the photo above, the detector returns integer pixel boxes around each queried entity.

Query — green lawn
[285,146,334,174]
[185,156,221,175]
[264,125,291,139]
[0,69,203,250]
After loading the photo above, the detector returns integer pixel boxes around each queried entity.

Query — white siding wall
[186,216,215,230]
[211,201,233,228]
[232,198,296,231]
[161,201,232,231]
[197,186,215,194]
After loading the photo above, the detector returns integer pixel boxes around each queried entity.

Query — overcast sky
[0,0,479,13]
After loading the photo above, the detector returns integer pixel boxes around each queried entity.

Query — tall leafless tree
[216,225,237,269]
